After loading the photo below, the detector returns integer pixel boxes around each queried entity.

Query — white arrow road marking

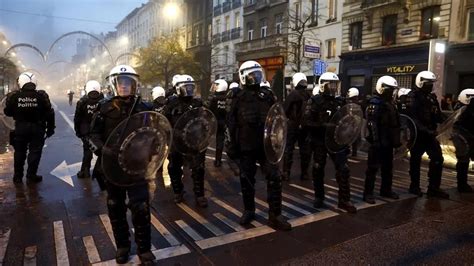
[50,161,74,187]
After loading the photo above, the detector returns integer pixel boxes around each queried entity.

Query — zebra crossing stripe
[289,210,339,227]
[177,203,225,236]
[0,228,10,265]
[93,245,191,265]
[281,200,312,215]
[210,197,263,227]
[213,213,246,232]
[82,236,101,264]
[252,196,296,219]
[23,246,37,266]
[99,214,116,249]
[195,226,275,250]
[281,192,317,209]
[175,220,204,241]
[53,221,69,266]
[150,214,181,246]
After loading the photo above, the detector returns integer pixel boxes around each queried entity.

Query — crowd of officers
[3,60,474,264]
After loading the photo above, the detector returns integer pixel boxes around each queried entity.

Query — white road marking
[213,213,246,232]
[253,196,296,219]
[99,214,116,249]
[289,210,339,227]
[175,220,203,241]
[53,221,69,266]
[150,214,181,246]
[50,161,74,187]
[59,110,75,130]
[209,197,263,227]
[93,245,190,265]
[0,228,11,265]
[195,226,275,250]
[82,236,101,264]
[176,203,224,236]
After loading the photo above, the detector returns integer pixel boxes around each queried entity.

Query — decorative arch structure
[4,43,46,61]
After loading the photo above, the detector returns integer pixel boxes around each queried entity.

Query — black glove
[46,128,55,138]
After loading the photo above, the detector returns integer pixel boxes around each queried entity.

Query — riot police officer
[4,72,55,184]
[452,88,474,192]
[74,80,104,179]
[89,65,155,264]
[151,86,166,112]
[227,60,291,230]
[208,79,228,167]
[347,87,362,157]
[363,76,401,204]
[282,72,311,181]
[407,71,449,198]
[162,74,209,208]
[303,72,357,213]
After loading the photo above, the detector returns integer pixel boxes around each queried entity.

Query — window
[260,18,267,38]
[349,22,362,50]
[294,2,300,28]
[326,39,336,58]
[328,0,337,21]
[382,15,397,45]
[247,0,255,5]
[225,16,230,31]
[247,22,254,40]
[224,46,229,65]
[468,10,474,40]
[420,6,440,39]
[215,19,221,34]
[275,13,283,34]
[311,0,319,25]
[235,12,241,28]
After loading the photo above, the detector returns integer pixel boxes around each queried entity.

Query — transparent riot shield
[264,103,288,164]
[0,97,14,130]
[102,111,172,187]
[173,107,217,155]
[394,114,417,159]
[325,103,363,153]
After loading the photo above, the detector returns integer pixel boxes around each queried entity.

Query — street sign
[313,59,327,76]
[304,40,321,59]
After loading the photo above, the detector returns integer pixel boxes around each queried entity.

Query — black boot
[239,210,255,225]
[115,247,130,264]
[138,250,155,265]
[409,186,423,197]
[13,175,22,184]
[313,197,325,208]
[77,171,86,179]
[195,196,208,208]
[268,213,292,231]
[338,201,357,213]
[363,194,376,204]
[174,191,185,203]
[458,183,474,193]
[426,188,450,199]
[26,175,42,183]
[380,191,399,200]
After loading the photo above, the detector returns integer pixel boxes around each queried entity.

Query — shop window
[420,6,440,40]
[382,15,397,46]
[350,22,362,50]
[469,10,474,41]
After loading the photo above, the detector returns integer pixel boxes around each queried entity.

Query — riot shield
[325,103,363,153]
[0,97,14,130]
[102,111,172,187]
[264,103,287,164]
[173,107,217,155]
[393,114,417,159]
[437,106,470,158]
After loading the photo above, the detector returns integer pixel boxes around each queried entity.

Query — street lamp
[163,2,179,19]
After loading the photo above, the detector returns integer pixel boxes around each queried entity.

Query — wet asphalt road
[0,95,473,265]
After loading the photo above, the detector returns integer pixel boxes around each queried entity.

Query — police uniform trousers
[168,150,206,197]
[105,181,151,253]
[409,132,443,190]
[13,122,45,178]
[310,143,351,203]
[215,122,226,163]
[364,146,394,196]
[239,148,282,216]
[80,138,93,173]
[283,125,311,178]
[453,135,474,187]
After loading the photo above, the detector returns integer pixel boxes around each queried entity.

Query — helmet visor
[110,75,138,97]
[320,80,340,96]
[243,69,264,86]
[177,83,195,97]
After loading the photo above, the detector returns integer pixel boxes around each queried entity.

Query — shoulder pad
[36,90,49,98]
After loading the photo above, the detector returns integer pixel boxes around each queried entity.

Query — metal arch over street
[48,60,72,69]
[4,43,46,61]
[114,52,141,65]
[46,31,114,63]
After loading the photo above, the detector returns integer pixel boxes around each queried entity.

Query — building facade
[185,0,213,99]
[339,0,452,97]
[211,0,244,82]
[445,0,474,99]
[285,0,343,92]
[236,0,289,100]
